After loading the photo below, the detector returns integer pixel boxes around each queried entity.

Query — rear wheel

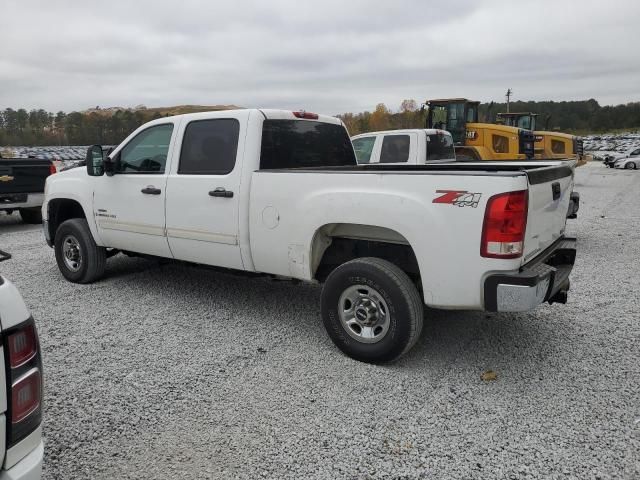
[54,218,106,283]
[19,207,42,224]
[320,257,423,363]
[625,162,636,170]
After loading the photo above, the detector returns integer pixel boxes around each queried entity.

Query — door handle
[141,186,161,195]
[551,182,561,201]
[209,187,234,198]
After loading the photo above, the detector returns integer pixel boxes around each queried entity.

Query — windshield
[260,120,356,169]
[426,133,455,161]
[516,116,536,130]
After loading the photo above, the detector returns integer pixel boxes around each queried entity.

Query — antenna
[505,88,513,113]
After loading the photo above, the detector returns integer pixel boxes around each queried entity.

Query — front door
[93,122,176,257]
[165,115,245,270]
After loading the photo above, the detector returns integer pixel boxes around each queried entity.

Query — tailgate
[523,165,573,262]
[0,160,51,195]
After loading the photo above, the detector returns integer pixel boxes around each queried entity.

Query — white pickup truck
[351,129,455,164]
[0,251,44,480]
[43,109,577,363]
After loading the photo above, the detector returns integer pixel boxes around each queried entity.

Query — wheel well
[47,199,86,241]
[314,236,421,287]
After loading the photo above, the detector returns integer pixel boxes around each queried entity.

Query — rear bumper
[0,441,43,480]
[0,193,44,211]
[484,237,576,312]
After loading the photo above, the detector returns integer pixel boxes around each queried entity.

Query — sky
[1,0,639,115]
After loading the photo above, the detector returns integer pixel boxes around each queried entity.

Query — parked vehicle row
[43,108,577,363]
[0,154,56,224]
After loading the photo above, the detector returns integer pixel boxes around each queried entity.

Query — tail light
[292,111,319,120]
[481,190,528,259]
[8,323,37,368]
[3,318,42,446]
[49,163,57,175]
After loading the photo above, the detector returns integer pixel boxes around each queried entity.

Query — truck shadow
[98,255,566,377]
[0,212,42,234]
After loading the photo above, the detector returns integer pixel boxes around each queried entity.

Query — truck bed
[0,158,52,195]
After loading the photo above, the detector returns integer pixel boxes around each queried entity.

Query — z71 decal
[433,190,482,208]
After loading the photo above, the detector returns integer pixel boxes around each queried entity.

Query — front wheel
[54,218,106,283]
[19,207,42,224]
[320,257,423,363]
[625,162,636,170]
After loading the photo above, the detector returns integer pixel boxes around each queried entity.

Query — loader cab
[495,112,538,132]
[426,99,479,145]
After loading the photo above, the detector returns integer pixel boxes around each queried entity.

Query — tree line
[340,99,640,136]
[1,99,639,146]
[0,108,166,146]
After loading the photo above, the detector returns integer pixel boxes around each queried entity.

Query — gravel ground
[0,162,638,479]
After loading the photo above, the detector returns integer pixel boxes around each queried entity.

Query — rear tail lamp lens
[11,370,41,424]
[3,318,43,446]
[8,323,37,368]
[481,190,528,259]
[49,163,57,175]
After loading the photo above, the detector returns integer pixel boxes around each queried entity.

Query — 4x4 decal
[433,190,482,208]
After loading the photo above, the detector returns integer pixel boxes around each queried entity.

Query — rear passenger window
[178,119,240,175]
[352,137,376,164]
[379,135,410,163]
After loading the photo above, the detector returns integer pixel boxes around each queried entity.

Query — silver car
[614,147,640,169]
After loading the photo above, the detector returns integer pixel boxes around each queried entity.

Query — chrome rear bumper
[484,237,576,312]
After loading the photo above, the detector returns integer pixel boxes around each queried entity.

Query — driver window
[117,124,174,174]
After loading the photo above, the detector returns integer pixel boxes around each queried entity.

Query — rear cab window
[426,133,455,161]
[260,120,356,169]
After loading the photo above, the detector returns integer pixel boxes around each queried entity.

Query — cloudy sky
[2,0,639,115]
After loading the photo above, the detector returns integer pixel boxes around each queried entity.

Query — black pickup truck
[0,155,56,224]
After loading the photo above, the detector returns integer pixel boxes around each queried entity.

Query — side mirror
[86,145,104,176]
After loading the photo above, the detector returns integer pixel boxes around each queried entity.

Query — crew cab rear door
[522,164,574,262]
[164,111,248,270]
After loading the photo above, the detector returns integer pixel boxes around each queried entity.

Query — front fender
[44,172,103,246]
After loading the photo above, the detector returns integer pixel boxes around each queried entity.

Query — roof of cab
[148,108,342,126]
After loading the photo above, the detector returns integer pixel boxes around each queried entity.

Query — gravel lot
[0,162,638,479]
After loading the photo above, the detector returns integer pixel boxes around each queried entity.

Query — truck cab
[351,129,455,165]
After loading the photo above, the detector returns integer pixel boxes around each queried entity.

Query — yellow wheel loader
[425,98,535,161]
[495,112,588,166]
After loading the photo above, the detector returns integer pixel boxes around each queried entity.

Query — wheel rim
[62,235,82,272]
[338,284,390,344]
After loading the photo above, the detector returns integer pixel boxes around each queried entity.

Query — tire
[625,162,636,170]
[19,207,42,224]
[54,218,106,283]
[320,257,423,363]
